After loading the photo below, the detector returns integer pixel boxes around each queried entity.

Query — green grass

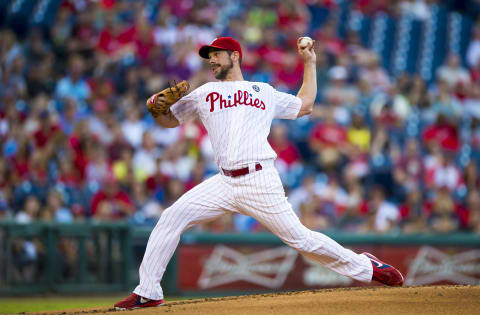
[0,296,188,314]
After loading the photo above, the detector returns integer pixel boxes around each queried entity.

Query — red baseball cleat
[114,293,164,310]
[363,252,404,286]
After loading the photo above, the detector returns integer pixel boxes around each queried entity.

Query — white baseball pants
[134,162,373,300]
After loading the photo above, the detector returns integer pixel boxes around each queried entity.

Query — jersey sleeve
[272,87,302,120]
[170,88,200,124]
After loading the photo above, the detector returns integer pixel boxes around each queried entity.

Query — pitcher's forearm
[297,62,317,117]
[154,111,180,128]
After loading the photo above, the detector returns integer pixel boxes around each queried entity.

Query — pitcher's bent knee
[153,205,187,234]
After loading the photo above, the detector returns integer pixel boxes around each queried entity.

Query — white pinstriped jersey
[171,81,302,170]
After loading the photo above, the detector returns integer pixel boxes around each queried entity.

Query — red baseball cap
[199,37,243,59]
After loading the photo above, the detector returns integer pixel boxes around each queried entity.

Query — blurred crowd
[1,0,480,236]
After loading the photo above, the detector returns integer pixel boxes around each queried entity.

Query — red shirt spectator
[269,124,301,168]
[422,118,460,152]
[310,119,347,148]
[394,139,424,189]
[33,111,60,148]
[424,153,463,192]
[314,23,345,56]
[68,126,90,181]
[275,54,303,90]
[257,45,286,72]
[90,178,134,219]
[97,19,136,56]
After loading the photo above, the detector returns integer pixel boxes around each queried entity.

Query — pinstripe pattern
[171,82,301,170]
[135,82,373,300]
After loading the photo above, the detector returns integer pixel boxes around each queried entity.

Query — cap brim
[199,45,228,59]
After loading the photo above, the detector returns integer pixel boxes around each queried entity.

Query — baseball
[299,36,313,48]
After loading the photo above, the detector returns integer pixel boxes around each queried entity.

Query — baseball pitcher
[114,36,404,310]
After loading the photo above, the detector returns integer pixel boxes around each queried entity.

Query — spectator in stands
[467,190,480,233]
[314,174,349,221]
[85,144,111,188]
[56,153,81,188]
[185,157,207,191]
[464,161,480,191]
[44,189,73,224]
[309,110,348,172]
[469,115,480,159]
[50,7,73,59]
[422,114,460,153]
[394,138,424,192]
[369,128,396,192]
[112,146,134,185]
[269,123,302,184]
[121,106,146,149]
[342,169,364,216]
[90,176,134,220]
[299,194,332,231]
[314,19,344,57]
[275,52,303,92]
[33,110,61,149]
[0,203,10,220]
[158,139,195,181]
[0,30,23,70]
[55,54,91,107]
[69,7,97,57]
[95,11,136,67]
[359,53,391,93]
[164,178,186,208]
[427,187,461,233]
[347,112,371,153]
[15,196,41,224]
[324,64,359,107]
[59,98,82,136]
[132,131,161,182]
[436,54,470,89]
[130,180,162,225]
[288,174,319,215]
[467,26,480,68]
[359,186,400,234]
[4,55,27,99]
[427,79,463,124]
[399,189,427,234]
[429,152,463,193]
[408,75,431,110]
[24,27,51,67]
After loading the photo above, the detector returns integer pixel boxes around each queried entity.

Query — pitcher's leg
[134,174,235,300]
[253,208,372,282]
[236,167,372,282]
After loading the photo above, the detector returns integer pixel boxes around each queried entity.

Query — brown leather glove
[146,80,190,117]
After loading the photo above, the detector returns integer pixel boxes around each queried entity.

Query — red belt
[222,163,262,177]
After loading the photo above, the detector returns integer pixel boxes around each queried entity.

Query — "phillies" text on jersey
[206,90,266,112]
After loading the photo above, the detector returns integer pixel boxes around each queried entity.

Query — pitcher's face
[208,50,233,80]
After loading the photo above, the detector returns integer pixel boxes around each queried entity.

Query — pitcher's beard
[214,60,233,80]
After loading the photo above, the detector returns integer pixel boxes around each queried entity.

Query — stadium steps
[336,0,352,39]
[369,12,397,74]
[347,9,372,47]
[30,0,62,28]
[447,11,474,66]
[5,0,40,36]
[308,3,330,32]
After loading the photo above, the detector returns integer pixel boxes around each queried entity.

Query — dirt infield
[37,285,480,315]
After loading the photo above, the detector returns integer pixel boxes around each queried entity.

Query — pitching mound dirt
[37,285,480,315]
